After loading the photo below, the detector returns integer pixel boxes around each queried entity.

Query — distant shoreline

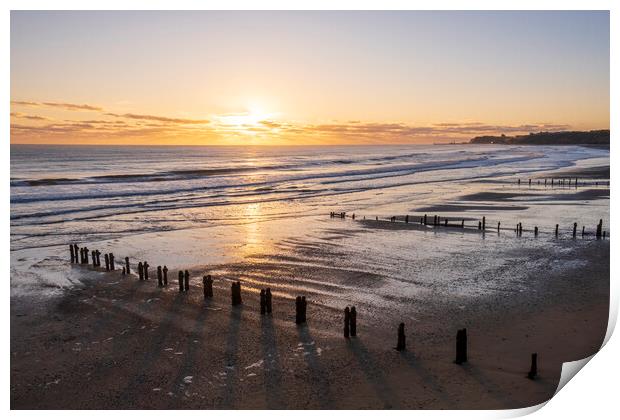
[469,129,609,146]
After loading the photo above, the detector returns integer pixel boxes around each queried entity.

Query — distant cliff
[469,130,609,145]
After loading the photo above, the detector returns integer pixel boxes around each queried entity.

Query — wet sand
[10,230,609,409]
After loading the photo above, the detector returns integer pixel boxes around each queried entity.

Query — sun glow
[214,104,276,135]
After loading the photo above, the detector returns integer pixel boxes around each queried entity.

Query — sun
[214,104,275,133]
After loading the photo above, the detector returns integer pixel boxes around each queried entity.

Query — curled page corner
[554,355,595,396]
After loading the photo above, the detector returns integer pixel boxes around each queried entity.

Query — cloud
[11,100,103,111]
[106,113,209,124]
[10,112,51,121]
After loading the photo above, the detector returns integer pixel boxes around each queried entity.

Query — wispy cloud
[11,100,103,111]
[105,112,209,124]
[10,112,51,121]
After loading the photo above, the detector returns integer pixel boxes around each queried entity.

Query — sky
[10,11,610,145]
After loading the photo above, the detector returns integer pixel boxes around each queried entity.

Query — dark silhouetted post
[301,296,307,323]
[95,250,101,267]
[157,266,163,287]
[482,216,485,230]
[184,270,190,292]
[260,289,266,314]
[497,221,501,233]
[518,179,520,185]
[445,219,448,227]
[528,353,538,379]
[528,179,531,186]
[84,247,89,265]
[163,266,168,285]
[350,306,357,337]
[424,214,427,225]
[455,328,468,364]
[582,226,585,237]
[461,219,464,228]
[478,221,481,230]
[405,215,409,224]
[266,288,272,313]
[596,219,603,239]
[70,245,75,263]
[178,271,184,292]
[573,222,577,238]
[105,253,110,271]
[91,250,97,268]
[122,267,126,275]
[74,244,79,263]
[110,253,115,270]
[203,275,213,298]
[138,262,144,280]
[295,296,302,324]
[534,226,538,237]
[143,262,149,280]
[555,224,559,237]
[125,257,130,274]
[344,307,350,338]
[396,323,406,351]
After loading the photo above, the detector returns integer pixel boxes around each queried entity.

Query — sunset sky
[10,11,609,145]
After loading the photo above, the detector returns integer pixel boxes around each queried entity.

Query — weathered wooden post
[478,221,482,230]
[405,215,409,224]
[544,179,547,186]
[528,179,531,186]
[184,270,190,292]
[551,178,554,186]
[266,288,272,313]
[534,226,538,237]
[157,266,163,287]
[573,222,577,238]
[527,353,538,379]
[178,271,184,292]
[203,275,213,298]
[433,215,437,226]
[350,306,357,337]
[424,214,427,225]
[519,223,523,236]
[301,296,307,323]
[555,224,559,237]
[344,307,350,338]
[122,267,126,275]
[70,245,75,263]
[482,216,486,230]
[497,221,501,233]
[125,257,130,274]
[143,262,149,280]
[455,328,468,364]
[91,250,97,268]
[603,231,606,239]
[163,266,168,286]
[104,253,110,271]
[84,247,89,265]
[518,179,520,185]
[110,253,115,270]
[596,219,603,239]
[396,323,406,351]
[95,250,101,267]
[582,226,585,237]
[461,219,464,228]
[260,289,266,314]
[295,296,302,324]
[74,244,79,263]
[138,262,144,280]
[444,219,448,227]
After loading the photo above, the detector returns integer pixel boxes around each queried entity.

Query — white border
[3,2,617,419]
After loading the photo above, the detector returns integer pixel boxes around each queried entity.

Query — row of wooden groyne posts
[68,242,540,381]
[516,177,610,187]
[331,212,609,239]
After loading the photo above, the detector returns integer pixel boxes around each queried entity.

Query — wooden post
[551,179,554,186]
[110,254,115,271]
[295,296,302,324]
[534,226,538,237]
[138,262,144,280]
[482,216,485,230]
[184,270,190,292]
[122,267,126,275]
[544,179,547,186]
[266,288,272,313]
[424,214,427,225]
[74,244,79,263]
[444,219,448,227]
[596,219,603,239]
[461,219,464,228]
[84,248,89,265]
[70,245,75,263]
[527,353,538,379]
[95,250,101,267]
[433,215,437,226]
[528,179,531,186]
[350,306,357,337]
[125,257,130,274]
[405,215,409,224]
[603,231,606,239]
[478,221,481,230]
[396,323,406,351]
[344,307,350,338]
[301,296,307,323]
[203,275,213,298]
[497,221,501,233]
[455,328,468,364]
[91,251,97,268]
[105,253,110,271]
[143,262,149,280]
[260,289,266,314]
[555,224,559,237]
[582,226,585,237]
[573,222,577,238]
[157,266,163,287]
[178,271,184,292]
[163,266,168,285]
[518,179,520,185]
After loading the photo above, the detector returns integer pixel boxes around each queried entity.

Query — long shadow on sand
[347,339,397,409]
[166,299,212,409]
[261,316,286,409]
[297,325,334,409]
[399,351,457,409]
[218,305,242,408]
